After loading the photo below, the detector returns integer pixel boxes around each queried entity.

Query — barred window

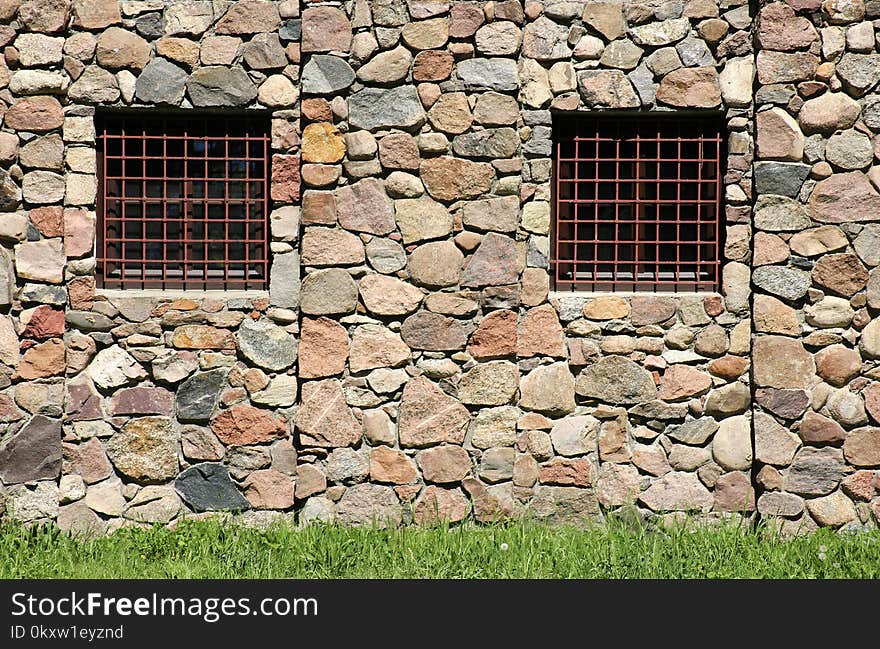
[97,113,270,291]
[552,114,724,293]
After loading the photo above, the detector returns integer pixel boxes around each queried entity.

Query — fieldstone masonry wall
[0,0,875,535]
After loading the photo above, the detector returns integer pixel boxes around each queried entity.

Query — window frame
[550,111,726,294]
[95,110,272,292]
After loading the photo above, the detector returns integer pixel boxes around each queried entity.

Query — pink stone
[64,438,112,484]
[468,310,517,360]
[294,379,361,448]
[335,177,395,235]
[211,404,287,446]
[5,96,64,132]
[108,386,175,417]
[400,311,468,351]
[301,7,351,52]
[370,446,419,484]
[270,155,301,203]
[539,458,593,487]
[378,132,420,171]
[298,317,349,379]
[63,209,95,258]
[349,324,410,373]
[756,2,818,51]
[243,469,295,509]
[659,365,713,402]
[13,339,65,380]
[461,233,519,287]
[359,273,424,316]
[215,0,282,35]
[398,376,470,448]
[815,344,862,387]
[29,206,63,237]
[418,445,472,483]
[517,305,566,358]
[413,486,471,523]
[22,306,64,340]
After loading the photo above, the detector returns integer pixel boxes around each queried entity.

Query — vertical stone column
[752,0,880,533]
[0,0,72,525]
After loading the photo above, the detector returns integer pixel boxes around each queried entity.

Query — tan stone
[301,123,346,164]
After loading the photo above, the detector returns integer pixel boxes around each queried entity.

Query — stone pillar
[751,0,880,533]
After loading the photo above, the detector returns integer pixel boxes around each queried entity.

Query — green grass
[2,517,879,579]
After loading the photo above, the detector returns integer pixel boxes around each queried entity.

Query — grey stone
[335,483,402,527]
[270,251,299,309]
[784,447,845,497]
[457,58,519,92]
[754,162,811,198]
[479,447,515,483]
[550,416,600,456]
[5,481,58,523]
[667,418,719,445]
[825,130,873,170]
[752,266,812,302]
[175,463,250,512]
[186,66,258,107]
[754,195,811,231]
[327,448,370,483]
[451,128,519,158]
[630,17,690,46]
[236,318,298,372]
[854,224,880,266]
[135,12,163,38]
[349,86,426,131]
[241,33,287,70]
[575,356,657,405]
[279,19,301,41]
[19,284,67,305]
[676,37,714,67]
[528,485,600,525]
[176,369,228,422]
[523,16,572,60]
[366,238,407,273]
[836,53,880,96]
[135,58,188,105]
[0,415,61,484]
[600,39,643,70]
[301,55,356,95]
[65,311,114,332]
[628,63,656,104]
[864,96,880,131]
[0,168,22,212]
[300,268,358,315]
[758,492,805,518]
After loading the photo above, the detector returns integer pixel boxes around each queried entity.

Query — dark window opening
[552,113,724,293]
[97,113,270,291]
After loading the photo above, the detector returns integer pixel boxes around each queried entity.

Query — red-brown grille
[97,114,270,291]
[552,114,724,293]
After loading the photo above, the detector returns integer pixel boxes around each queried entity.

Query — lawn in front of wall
[2,517,879,579]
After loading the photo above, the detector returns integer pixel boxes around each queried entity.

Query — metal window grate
[552,114,724,293]
[97,113,270,291]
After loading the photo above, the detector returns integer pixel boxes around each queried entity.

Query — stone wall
[0,0,875,534]
[750,0,880,532]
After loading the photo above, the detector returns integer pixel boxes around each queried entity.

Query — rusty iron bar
[551,114,724,293]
